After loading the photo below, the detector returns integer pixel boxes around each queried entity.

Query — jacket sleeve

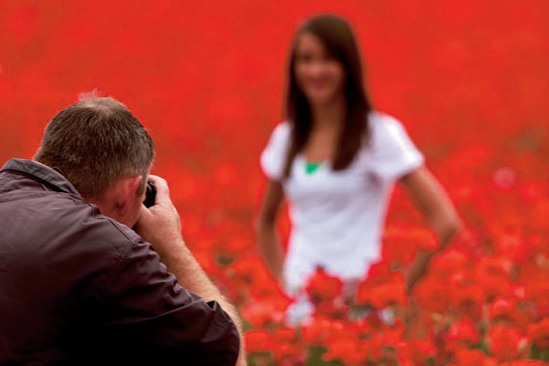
[95,236,240,365]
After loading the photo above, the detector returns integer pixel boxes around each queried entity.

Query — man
[0,96,245,365]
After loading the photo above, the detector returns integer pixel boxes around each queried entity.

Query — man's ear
[118,175,143,214]
[93,175,144,225]
[127,175,143,198]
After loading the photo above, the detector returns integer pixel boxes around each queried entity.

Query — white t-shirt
[260,112,424,292]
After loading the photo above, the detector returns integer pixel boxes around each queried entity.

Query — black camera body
[131,182,156,231]
[143,182,156,208]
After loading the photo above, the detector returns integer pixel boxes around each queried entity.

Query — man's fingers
[147,175,170,205]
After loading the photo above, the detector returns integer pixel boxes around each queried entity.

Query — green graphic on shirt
[305,162,321,175]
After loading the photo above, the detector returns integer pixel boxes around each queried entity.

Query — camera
[143,181,156,208]
[132,182,156,231]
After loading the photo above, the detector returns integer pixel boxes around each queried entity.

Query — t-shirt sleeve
[260,122,291,181]
[368,113,424,180]
[99,236,240,365]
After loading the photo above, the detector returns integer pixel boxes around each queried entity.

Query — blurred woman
[255,13,461,323]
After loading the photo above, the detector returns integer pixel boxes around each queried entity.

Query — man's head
[34,95,155,226]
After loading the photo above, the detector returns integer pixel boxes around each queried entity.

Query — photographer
[0,96,245,365]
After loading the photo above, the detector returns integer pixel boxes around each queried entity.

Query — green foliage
[530,344,549,361]
[306,346,344,366]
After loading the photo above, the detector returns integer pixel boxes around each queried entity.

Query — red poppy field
[1,0,547,364]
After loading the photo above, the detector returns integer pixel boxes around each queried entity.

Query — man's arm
[135,175,246,365]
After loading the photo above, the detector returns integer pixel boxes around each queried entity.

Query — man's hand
[134,175,182,253]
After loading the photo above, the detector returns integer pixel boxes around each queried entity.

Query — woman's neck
[310,96,346,129]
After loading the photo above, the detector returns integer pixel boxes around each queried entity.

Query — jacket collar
[2,158,81,197]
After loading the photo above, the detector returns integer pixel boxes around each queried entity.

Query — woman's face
[293,32,345,107]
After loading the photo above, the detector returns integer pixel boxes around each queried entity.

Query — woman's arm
[254,180,285,284]
[398,166,463,294]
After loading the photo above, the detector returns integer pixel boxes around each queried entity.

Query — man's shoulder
[1,188,140,272]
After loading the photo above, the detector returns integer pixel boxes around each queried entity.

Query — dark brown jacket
[0,159,239,365]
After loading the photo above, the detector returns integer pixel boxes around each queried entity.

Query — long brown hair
[283,14,372,177]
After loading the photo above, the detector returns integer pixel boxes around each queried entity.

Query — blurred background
[1,0,548,360]
[0,0,549,365]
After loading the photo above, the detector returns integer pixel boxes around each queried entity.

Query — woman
[255,14,461,313]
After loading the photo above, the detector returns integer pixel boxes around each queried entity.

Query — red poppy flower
[245,329,272,353]
[487,324,525,362]
[356,262,407,309]
[488,297,516,323]
[447,318,480,345]
[528,317,549,350]
[241,298,287,327]
[304,268,344,304]
[322,338,364,364]
[454,348,489,365]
